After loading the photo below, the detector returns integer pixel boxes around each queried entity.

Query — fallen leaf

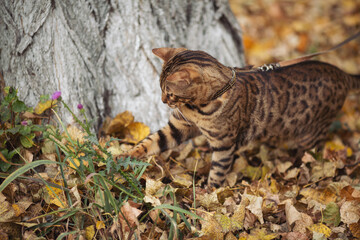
[214,213,232,233]
[243,193,264,224]
[293,213,313,233]
[349,221,360,238]
[200,214,224,239]
[145,177,165,196]
[105,111,134,135]
[310,161,336,182]
[199,192,220,211]
[340,201,360,225]
[124,122,150,144]
[247,228,277,240]
[85,225,95,240]
[307,223,331,238]
[119,201,142,228]
[284,200,301,226]
[34,99,57,115]
[323,202,340,227]
[45,183,67,208]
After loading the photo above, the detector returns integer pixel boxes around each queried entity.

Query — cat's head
[152,48,226,108]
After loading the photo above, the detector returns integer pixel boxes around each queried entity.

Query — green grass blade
[0,160,58,193]
[56,231,78,240]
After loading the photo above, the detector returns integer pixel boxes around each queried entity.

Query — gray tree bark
[0,0,245,131]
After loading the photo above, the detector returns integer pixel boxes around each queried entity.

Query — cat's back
[268,60,348,86]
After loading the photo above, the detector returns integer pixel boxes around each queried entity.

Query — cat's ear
[152,47,187,62]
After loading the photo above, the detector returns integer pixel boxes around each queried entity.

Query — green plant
[0,87,45,171]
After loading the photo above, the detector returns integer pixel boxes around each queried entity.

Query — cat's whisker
[176,108,191,125]
[174,108,181,119]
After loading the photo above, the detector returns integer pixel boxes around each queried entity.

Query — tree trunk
[0,0,245,131]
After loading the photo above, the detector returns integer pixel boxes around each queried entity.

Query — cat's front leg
[208,144,237,188]
[125,113,200,159]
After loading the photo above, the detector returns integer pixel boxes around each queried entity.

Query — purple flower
[51,91,61,100]
[77,104,83,110]
[21,121,28,126]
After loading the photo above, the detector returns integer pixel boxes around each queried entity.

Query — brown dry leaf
[21,149,33,163]
[340,185,357,201]
[349,221,360,238]
[11,200,32,217]
[124,122,150,144]
[172,174,193,188]
[199,192,220,211]
[284,200,301,226]
[0,194,17,222]
[23,230,40,239]
[65,125,87,145]
[243,193,264,224]
[225,232,238,240]
[293,213,313,233]
[276,161,292,174]
[302,152,315,163]
[145,177,165,196]
[41,138,56,154]
[105,111,134,135]
[280,232,308,240]
[200,214,224,239]
[284,167,300,180]
[143,195,161,207]
[34,99,57,115]
[310,161,336,182]
[119,201,142,228]
[225,172,237,187]
[340,201,360,225]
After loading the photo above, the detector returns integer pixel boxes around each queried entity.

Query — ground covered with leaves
[1,1,360,239]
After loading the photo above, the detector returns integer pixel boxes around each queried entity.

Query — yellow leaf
[325,140,352,157]
[45,184,67,208]
[230,198,247,231]
[67,153,88,168]
[248,228,277,240]
[124,122,150,144]
[215,213,232,233]
[85,225,95,240]
[105,111,134,135]
[96,221,105,230]
[12,204,23,217]
[307,223,331,237]
[300,188,337,205]
[34,100,57,115]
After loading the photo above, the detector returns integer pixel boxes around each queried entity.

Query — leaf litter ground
[1,0,360,239]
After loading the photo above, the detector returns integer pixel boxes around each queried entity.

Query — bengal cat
[125,48,360,188]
